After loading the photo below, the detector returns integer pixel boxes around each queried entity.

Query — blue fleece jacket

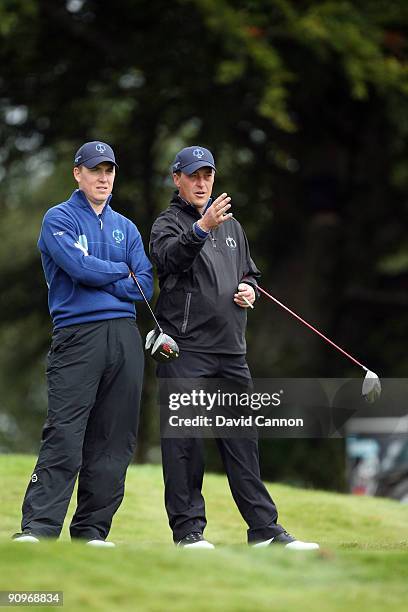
[38,189,153,328]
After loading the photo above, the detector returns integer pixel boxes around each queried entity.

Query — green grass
[1,455,407,611]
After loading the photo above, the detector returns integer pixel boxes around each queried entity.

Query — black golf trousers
[157,351,285,544]
[21,318,143,540]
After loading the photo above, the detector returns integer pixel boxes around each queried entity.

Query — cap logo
[75,155,82,163]
[96,143,107,153]
[193,148,204,159]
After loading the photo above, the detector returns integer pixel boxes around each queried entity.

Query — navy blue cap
[74,141,118,168]
[172,146,216,175]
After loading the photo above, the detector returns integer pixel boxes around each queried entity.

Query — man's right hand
[196,193,232,232]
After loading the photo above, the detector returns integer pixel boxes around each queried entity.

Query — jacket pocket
[181,292,192,334]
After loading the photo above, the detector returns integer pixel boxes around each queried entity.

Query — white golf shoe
[86,539,116,548]
[176,532,215,549]
[12,532,40,543]
[253,531,319,551]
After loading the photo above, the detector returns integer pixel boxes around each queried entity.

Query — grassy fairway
[1,455,407,611]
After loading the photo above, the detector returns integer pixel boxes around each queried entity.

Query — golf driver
[129,271,179,362]
[257,286,381,403]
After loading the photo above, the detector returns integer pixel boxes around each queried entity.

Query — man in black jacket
[150,146,319,550]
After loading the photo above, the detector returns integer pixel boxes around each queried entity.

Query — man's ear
[172,172,181,188]
[73,166,81,183]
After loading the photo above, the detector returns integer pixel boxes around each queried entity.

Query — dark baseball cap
[172,146,216,175]
[74,141,118,168]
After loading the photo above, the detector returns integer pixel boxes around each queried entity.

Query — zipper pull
[98,215,103,230]
[210,230,216,248]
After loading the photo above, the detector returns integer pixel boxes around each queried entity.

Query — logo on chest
[112,229,125,244]
[225,235,237,249]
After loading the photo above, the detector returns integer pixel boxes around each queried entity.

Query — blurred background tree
[1,0,408,491]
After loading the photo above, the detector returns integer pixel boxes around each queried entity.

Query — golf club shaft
[242,296,254,309]
[129,271,163,333]
[258,286,368,373]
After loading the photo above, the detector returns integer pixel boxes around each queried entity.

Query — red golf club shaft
[258,286,368,372]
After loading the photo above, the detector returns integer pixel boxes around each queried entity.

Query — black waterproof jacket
[149,193,260,354]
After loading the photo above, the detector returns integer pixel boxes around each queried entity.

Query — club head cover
[145,328,159,350]
[145,328,180,362]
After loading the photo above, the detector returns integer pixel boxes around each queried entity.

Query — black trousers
[21,318,143,540]
[157,351,284,543]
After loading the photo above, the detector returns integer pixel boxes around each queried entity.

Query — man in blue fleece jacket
[13,141,153,547]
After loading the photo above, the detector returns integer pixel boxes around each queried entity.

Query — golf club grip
[258,286,367,372]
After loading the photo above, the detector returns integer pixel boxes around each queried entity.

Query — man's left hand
[234,283,255,308]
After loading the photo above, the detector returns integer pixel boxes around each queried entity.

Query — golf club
[257,286,381,403]
[242,296,254,309]
[236,284,254,309]
[129,271,179,362]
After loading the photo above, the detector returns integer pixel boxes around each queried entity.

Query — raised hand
[196,193,232,232]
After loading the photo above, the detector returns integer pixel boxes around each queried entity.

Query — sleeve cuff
[192,221,209,240]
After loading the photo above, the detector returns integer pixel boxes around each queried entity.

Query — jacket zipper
[181,293,192,334]
[209,230,216,248]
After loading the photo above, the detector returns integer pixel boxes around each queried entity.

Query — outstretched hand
[196,193,232,232]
